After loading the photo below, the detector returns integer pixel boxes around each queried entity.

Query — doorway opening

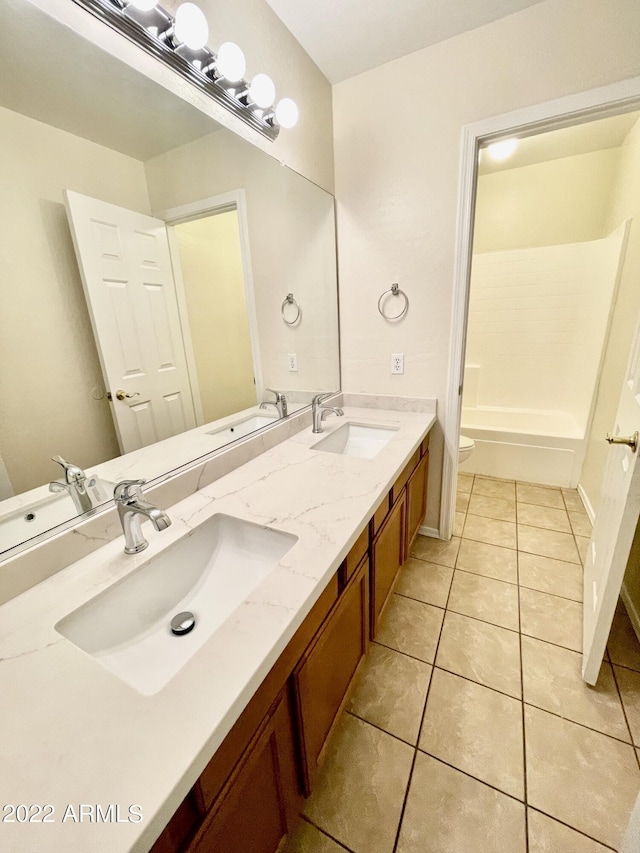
[168,205,260,425]
[460,113,637,502]
[445,76,640,684]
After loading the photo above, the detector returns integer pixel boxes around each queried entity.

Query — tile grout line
[610,663,640,770]
[526,807,618,852]
[416,539,586,571]
[372,635,637,748]
[386,594,586,654]
[296,815,356,853]
[515,488,530,853]
[389,529,459,853]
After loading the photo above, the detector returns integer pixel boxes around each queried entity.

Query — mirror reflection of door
[65,191,258,454]
[170,210,258,425]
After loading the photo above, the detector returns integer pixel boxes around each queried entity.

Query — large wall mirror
[0,0,340,558]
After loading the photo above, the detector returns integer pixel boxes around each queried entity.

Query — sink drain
[170,611,196,636]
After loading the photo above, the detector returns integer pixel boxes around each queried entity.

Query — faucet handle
[312,392,332,405]
[51,455,86,484]
[265,387,285,401]
[114,479,146,503]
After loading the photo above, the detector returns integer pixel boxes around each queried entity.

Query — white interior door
[583,314,640,684]
[65,190,197,453]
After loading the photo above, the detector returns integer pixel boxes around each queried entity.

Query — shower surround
[461,227,627,488]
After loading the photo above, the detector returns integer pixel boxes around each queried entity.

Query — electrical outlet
[287,353,298,372]
[391,353,404,375]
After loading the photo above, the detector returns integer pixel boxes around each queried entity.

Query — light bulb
[216,42,246,83]
[487,138,518,161]
[249,73,275,109]
[127,0,158,10]
[174,3,209,50]
[275,98,298,128]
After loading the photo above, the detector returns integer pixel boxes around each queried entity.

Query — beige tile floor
[285,474,640,853]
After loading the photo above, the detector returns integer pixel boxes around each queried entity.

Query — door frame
[441,75,640,540]
[156,189,264,425]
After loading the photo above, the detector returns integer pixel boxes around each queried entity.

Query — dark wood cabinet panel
[291,559,369,795]
[149,791,200,853]
[186,693,299,853]
[370,492,407,636]
[406,450,429,551]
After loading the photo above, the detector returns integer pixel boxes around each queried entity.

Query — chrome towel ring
[281,292,301,325]
[378,282,409,320]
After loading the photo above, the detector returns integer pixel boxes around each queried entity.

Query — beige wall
[174,212,257,422]
[581,118,640,514]
[333,0,640,530]
[0,106,150,493]
[145,130,340,398]
[473,149,619,253]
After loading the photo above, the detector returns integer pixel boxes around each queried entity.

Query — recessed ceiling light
[487,138,518,161]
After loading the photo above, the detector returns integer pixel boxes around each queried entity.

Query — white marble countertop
[0,406,434,853]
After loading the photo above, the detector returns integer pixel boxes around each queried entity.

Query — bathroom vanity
[0,405,434,853]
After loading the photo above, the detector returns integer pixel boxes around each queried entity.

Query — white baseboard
[418,525,441,539]
[577,483,596,525]
[621,583,640,644]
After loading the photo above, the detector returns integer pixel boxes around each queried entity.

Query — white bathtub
[459,407,585,488]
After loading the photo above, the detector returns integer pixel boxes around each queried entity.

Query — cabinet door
[406,450,429,550]
[370,491,407,636]
[292,559,369,795]
[187,693,299,853]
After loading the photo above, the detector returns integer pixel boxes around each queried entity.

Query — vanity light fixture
[174,2,208,50]
[248,73,276,109]
[126,0,158,10]
[275,98,299,129]
[215,42,246,83]
[70,0,299,139]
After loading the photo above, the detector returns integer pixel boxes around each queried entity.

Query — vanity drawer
[421,434,430,457]
[391,448,421,505]
[340,524,369,587]
[370,493,391,537]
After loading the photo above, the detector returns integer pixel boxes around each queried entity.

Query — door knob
[107,390,141,402]
[605,431,638,453]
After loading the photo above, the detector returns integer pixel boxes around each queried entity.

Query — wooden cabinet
[406,450,429,550]
[370,491,406,637]
[186,692,299,853]
[291,558,369,794]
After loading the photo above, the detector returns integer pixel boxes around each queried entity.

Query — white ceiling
[263,0,546,83]
[479,111,640,175]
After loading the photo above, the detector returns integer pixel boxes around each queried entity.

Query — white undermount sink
[312,422,398,459]
[0,478,114,553]
[206,414,278,444]
[55,514,297,695]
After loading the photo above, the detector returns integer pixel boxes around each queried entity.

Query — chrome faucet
[260,388,288,418]
[114,479,171,555]
[49,455,96,514]
[312,393,344,434]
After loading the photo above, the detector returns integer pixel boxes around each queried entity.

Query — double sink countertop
[0,406,435,853]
